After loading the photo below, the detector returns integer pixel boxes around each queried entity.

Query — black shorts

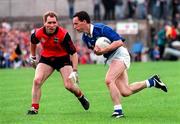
[39,55,72,71]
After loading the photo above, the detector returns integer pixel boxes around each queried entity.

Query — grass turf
[0,61,180,124]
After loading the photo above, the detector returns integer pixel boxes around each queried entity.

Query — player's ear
[43,22,46,27]
[43,16,46,24]
[43,20,47,26]
[83,20,87,23]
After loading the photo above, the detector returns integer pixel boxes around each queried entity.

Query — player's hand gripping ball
[95,37,111,48]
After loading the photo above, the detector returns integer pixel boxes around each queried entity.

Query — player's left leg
[60,66,89,110]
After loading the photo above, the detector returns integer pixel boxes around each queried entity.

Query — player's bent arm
[30,43,37,56]
[70,52,78,71]
[62,33,78,71]
[94,40,124,55]
[69,52,79,83]
[30,32,40,56]
[30,42,38,69]
[105,40,124,52]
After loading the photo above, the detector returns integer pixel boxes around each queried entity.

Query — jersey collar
[84,24,94,38]
[89,24,94,38]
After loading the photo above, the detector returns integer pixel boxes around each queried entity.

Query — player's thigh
[60,65,72,83]
[106,59,126,83]
[34,63,54,83]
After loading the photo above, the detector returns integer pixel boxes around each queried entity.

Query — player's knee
[121,93,130,97]
[105,77,113,86]
[64,82,72,91]
[33,78,43,87]
[64,83,70,90]
[121,90,132,97]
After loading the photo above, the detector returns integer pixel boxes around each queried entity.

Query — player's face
[72,17,86,33]
[44,16,58,34]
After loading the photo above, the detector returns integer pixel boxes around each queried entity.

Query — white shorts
[106,47,131,69]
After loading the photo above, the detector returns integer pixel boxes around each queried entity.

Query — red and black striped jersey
[31,26,76,57]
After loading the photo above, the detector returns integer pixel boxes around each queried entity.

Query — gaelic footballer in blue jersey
[73,11,168,118]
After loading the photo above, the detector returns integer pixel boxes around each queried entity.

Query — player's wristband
[73,69,78,72]
[30,56,36,60]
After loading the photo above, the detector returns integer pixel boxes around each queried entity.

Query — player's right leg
[116,72,167,97]
[27,63,54,115]
[105,60,126,118]
[60,66,90,110]
[116,73,168,97]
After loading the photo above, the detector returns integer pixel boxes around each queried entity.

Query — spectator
[127,0,137,18]
[154,0,168,20]
[68,0,75,19]
[0,45,4,68]
[156,24,169,59]
[115,0,124,19]
[147,0,157,18]
[131,40,144,62]
[163,40,180,60]
[102,0,116,20]
[102,0,109,20]
[93,0,101,20]
[172,0,180,21]
[0,25,31,68]
[152,45,160,61]
[163,21,180,60]
[1,19,11,31]
[135,0,147,19]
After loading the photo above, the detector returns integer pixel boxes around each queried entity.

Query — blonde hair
[43,11,58,23]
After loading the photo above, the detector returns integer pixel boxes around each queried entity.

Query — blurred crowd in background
[0,0,180,69]
[93,0,179,21]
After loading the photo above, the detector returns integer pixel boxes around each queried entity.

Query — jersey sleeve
[31,32,40,44]
[61,33,76,55]
[102,26,125,42]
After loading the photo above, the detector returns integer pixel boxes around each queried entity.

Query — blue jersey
[82,23,125,58]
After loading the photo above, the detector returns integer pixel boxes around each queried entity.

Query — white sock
[145,80,150,88]
[114,104,122,110]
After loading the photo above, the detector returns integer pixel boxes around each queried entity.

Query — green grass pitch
[0,61,180,124]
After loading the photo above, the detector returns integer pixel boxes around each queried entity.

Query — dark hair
[73,11,91,23]
[43,11,58,22]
